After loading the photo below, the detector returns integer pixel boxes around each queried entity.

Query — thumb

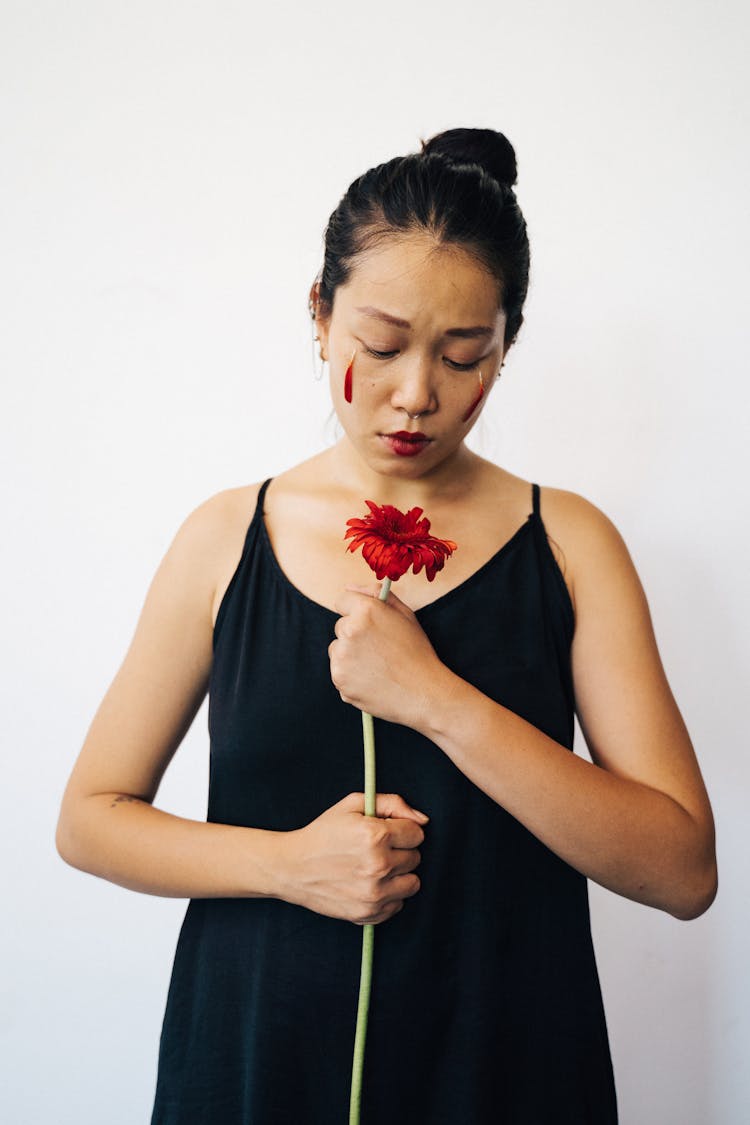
[340,792,429,822]
[374,792,430,823]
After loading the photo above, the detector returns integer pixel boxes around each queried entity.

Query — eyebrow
[354,305,495,339]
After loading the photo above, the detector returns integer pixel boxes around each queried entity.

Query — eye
[363,346,398,360]
[445,359,480,372]
[362,345,479,372]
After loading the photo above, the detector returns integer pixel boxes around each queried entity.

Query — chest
[262,505,534,614]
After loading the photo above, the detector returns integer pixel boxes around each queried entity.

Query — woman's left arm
[330,492,718,921]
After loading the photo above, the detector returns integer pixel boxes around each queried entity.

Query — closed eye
[362,345,479,372]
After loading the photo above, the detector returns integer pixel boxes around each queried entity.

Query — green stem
[349,576,391,1125]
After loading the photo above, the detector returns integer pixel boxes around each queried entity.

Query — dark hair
[311,127,530,352]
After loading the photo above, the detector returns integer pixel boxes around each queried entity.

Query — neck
[326,437,484,509]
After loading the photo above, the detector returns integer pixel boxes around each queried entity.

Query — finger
[332,616,350,639]
[346,581,413,615]
[386,820,427,849]
[346,585,416,621]
[327,640,341,673]
[333,588,378,616]
[372,586,413,616]
[387,844,424,875]
[343,582,383,598]
[341,791,429,823]
[373,793,430,823]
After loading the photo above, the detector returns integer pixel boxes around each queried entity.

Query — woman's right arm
[57,487,427,919]
[55,488,291,900]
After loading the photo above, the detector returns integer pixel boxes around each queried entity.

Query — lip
[380,431,433,458]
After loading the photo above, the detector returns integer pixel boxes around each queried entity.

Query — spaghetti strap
[257,477,273,511]
[211,477,274,649]
[237,477,273,558]
[532,481,540,517]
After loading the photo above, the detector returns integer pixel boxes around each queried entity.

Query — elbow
[55,808,79,868]
[665,806,718,922]
[55,795,91,872]
[668,859,718,921]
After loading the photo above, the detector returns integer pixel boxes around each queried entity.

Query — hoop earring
[344,350,355,403]
[461,370,485,423]
[312,332,327,382]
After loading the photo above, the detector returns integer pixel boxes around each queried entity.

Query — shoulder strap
[257,477,273,513]
[532,481,540,518]
[243,478,272,541]
[213,477,274,648]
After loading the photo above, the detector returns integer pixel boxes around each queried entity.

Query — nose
[390,358,437,418]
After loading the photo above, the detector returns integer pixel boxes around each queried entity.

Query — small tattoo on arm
[109,795,140,809]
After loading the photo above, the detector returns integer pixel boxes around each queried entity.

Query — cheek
[461,374,485,422]
[332,355,382,413]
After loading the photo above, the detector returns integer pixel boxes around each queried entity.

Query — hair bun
[420,127,518,188]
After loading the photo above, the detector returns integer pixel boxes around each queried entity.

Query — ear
[486,356,505,395]
[309,279,331,361]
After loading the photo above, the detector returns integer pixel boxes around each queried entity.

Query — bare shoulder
[178,482,265,629]
[537,483,626,540]
[184,481,263,549]
[535,484,637,620]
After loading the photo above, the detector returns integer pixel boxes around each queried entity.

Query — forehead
[340,232,503,326]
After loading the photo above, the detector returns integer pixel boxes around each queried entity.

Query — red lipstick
[380,431,432,457]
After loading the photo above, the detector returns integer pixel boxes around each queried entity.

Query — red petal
[343,504,456,578]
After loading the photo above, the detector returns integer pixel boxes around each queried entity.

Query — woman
[56,127,717,1123]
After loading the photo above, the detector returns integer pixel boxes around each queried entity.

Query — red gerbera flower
[344,501,458,582]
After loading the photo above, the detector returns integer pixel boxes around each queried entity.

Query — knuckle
[364,862,387,886]
[367,821,389,847]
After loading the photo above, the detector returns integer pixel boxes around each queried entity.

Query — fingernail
[415,810,429,821]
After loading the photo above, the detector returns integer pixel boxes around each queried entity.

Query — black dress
[150,478,618,1123]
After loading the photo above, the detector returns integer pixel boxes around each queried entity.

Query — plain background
[2,1,748,1122]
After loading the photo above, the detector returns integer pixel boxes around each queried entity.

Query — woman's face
[316,231,507,481]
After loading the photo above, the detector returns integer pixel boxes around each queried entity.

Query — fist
[328,584,442,728]
[281,791,430,925]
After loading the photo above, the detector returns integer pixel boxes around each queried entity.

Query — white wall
[2,1,748,1121]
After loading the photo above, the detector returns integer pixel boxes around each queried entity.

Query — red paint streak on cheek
[461,380,484,423]
[344,357,354,403]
